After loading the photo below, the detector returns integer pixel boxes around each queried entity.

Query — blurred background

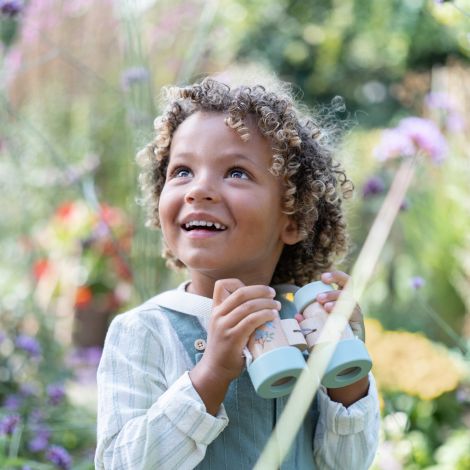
[0,0,469,468]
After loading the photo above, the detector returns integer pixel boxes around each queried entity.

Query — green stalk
[255,156,417,469]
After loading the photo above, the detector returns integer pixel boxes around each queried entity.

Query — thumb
[213,278,245,307]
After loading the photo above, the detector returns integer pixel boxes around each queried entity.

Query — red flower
[33,259,51,281]
[74,286,93,308]
[55,202,75,221]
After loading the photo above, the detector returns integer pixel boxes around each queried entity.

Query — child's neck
[186,272,274,299]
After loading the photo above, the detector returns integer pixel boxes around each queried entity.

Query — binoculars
[247,281,372,399]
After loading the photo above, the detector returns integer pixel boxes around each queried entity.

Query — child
[95,76,380,469]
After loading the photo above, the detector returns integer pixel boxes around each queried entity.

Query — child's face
[158,111,300,293]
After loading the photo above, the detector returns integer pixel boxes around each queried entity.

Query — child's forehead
[171,111,270,151]
[176,111,261,137]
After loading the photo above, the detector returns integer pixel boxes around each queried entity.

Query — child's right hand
[203,279,280,382]
[189,279,280,414]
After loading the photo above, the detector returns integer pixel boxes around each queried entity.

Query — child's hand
[203,278,280,382]
[315,271,365,341]
[189,279,280,415]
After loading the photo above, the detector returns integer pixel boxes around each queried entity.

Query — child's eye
[227,168,249,180]
[171,167,193,178]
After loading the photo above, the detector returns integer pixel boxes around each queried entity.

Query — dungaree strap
[162,307,206,365]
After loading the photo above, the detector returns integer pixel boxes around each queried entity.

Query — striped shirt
[95,286,380,469]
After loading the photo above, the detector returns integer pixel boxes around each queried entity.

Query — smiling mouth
[182,221,227,232]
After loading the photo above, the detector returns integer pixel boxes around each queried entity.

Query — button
[194,339,206,351]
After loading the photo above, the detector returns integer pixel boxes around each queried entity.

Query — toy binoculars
[247,281,372,399]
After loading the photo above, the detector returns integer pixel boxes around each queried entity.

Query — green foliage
[374,388,470,469]
[231,0,469,125]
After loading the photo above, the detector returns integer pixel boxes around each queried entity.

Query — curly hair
[136,76,353,286]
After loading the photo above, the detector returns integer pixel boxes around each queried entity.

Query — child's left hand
[314,271,365,341]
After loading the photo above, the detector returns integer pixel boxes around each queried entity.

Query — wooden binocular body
[246,281,372,399]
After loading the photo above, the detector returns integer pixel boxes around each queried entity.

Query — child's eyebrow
[170,151,259,166]
[217,152,255,164]
[217,152,272,172]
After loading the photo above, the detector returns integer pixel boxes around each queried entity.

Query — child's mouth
[182,221,227,232]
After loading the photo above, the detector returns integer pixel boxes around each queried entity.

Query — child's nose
[184,179,220,203]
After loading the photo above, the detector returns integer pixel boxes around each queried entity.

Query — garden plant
[1,0,469,468]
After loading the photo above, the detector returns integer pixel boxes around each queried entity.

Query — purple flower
[84,346,103,364]
[15,334,42,358]
[71,346,103,365]
[374,128,415,161]
[46,445,72,470]
[0,330,5,343]
[410,276,425,290]
[362,176,385,198]
[47,384,66,406]
[0,414,20,435]
[4,394,22,410]
[374,118,447,164]
[0,0,24,17]
[120,66,150,91]
[28,409,45,425]
[398,117,447,163]
[29,426,51,452]
[20,382,40,397]
[65,346,103,384]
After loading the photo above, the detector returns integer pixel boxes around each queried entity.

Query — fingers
[315,286,342,312]
[211,280,280,344]
[231,309,279,342]
[317,271,354,313]
[317,272,365,340]
[213,280,276,316]
[321,270,350,288]
[213,278,246,306]
[225,298,281,326]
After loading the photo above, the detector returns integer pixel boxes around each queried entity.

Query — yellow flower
[365,319,463,400]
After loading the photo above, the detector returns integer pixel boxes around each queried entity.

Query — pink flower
[374,128,415,161]
[374,117,447,164]
[398,117,447,163]
[446,113,465,133]
[425,92,455,111]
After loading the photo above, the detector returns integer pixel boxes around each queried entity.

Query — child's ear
[281,217,303,245]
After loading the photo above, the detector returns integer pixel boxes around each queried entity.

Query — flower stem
[254,156,417,469]
[417,296,469,355]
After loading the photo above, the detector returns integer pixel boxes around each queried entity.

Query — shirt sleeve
[94,312,229,470]
[313,373,380,469]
